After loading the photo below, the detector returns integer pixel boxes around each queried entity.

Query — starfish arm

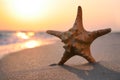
[69,6,84,32]
[46,30,62,39]
[76,6,83,27]
[79,48,96,63]
[58,51,74,65]
[92,28,111,38]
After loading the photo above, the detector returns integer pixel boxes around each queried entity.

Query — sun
[3,0,55,21]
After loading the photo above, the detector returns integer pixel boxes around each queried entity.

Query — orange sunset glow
[0,0,120,31]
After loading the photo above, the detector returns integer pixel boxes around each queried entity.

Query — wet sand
[0,34,120,80]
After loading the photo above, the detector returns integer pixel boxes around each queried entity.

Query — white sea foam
[0,31,58,59]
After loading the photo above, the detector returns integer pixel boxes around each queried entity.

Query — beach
[0,33,120,80]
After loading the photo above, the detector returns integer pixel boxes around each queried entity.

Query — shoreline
[0,38,58,59]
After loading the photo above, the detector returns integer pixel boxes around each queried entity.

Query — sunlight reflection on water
[23,39,55,48]
[16,31,35,39]
[24,40,41,48]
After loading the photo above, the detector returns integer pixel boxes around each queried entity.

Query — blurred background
[0,0,119,58]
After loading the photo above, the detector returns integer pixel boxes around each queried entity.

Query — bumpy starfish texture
[46,6,111,65]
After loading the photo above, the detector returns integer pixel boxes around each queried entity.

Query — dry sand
[0,34,120,80]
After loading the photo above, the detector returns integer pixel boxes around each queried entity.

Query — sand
[0,34,120,80]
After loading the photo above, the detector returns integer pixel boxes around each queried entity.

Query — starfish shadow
[60,62,120,80]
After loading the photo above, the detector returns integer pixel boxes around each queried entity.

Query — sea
[0,31,120,59]
[0,31,57,59]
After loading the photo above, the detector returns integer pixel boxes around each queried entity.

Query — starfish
[46,6,111,65]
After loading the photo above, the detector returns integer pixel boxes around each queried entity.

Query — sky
[0,0,120,32]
